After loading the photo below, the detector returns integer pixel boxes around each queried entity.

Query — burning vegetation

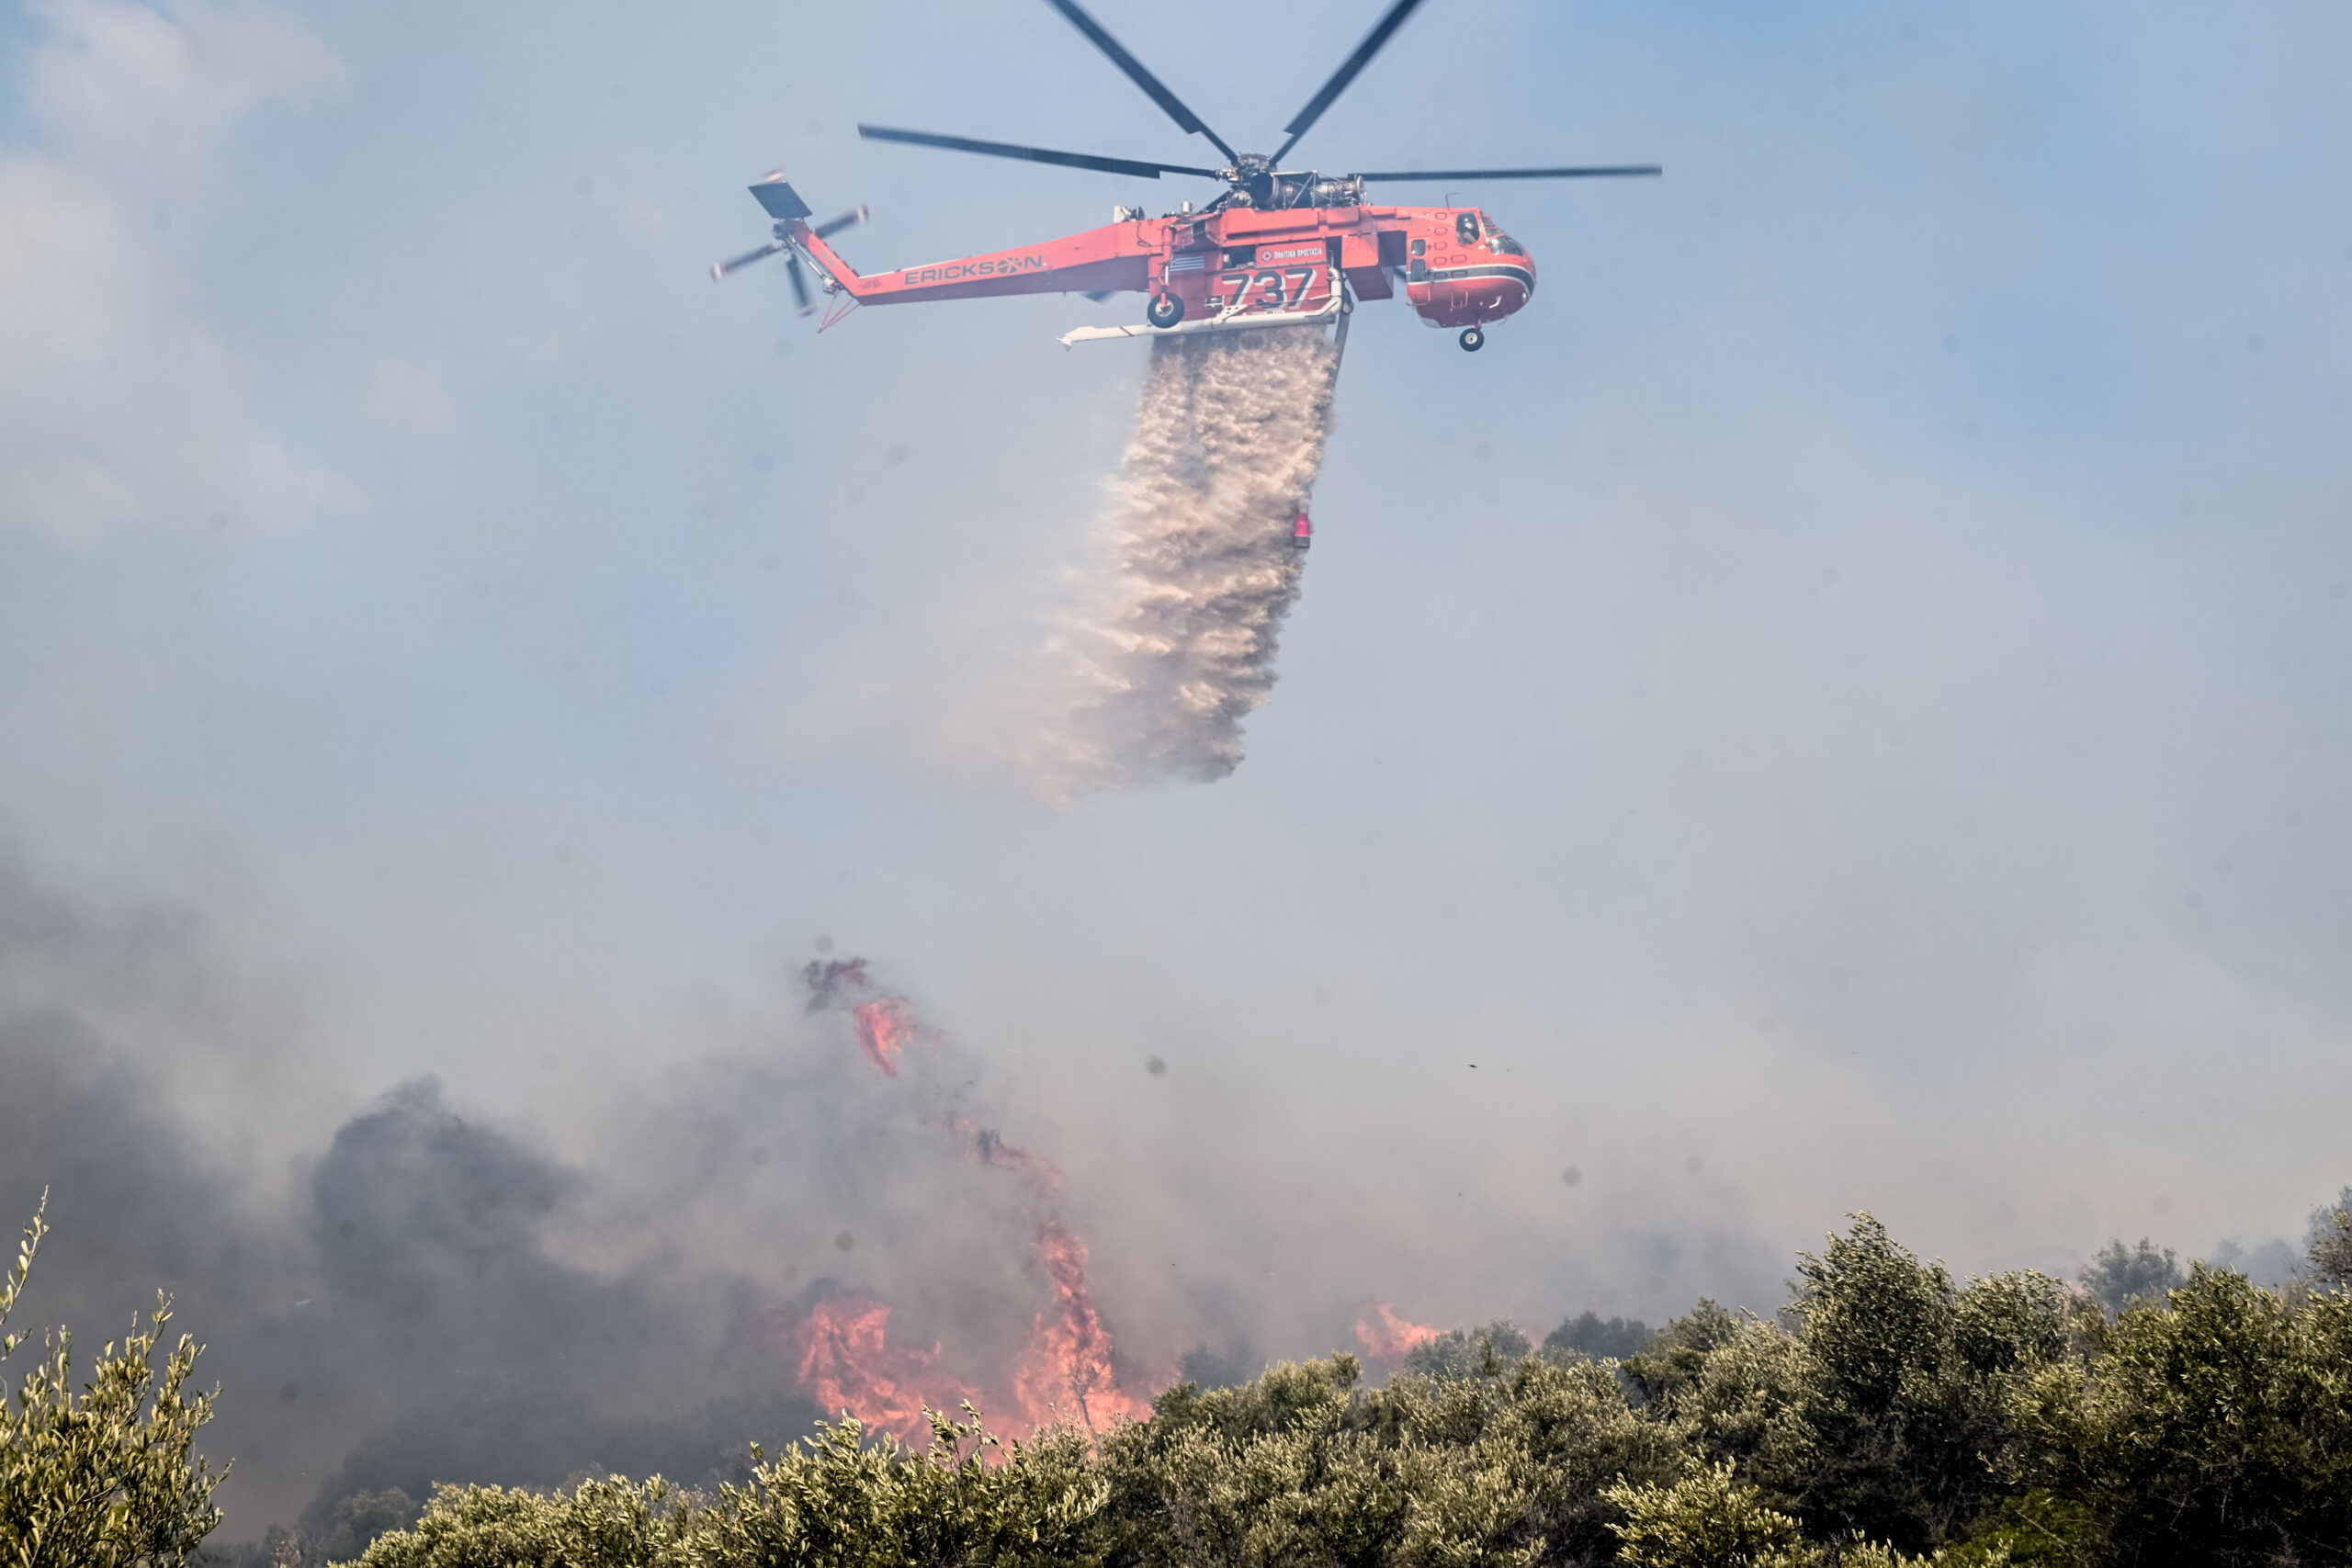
[18,919,2348,1564]
[791,1295,978,1450]
[172,1207,2352,1568]
[797,959,1153,1443]
[1352,1302,1441,1361]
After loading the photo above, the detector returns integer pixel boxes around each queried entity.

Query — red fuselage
[795,200,1535,332]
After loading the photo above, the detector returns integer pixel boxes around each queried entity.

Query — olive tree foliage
[1400,1324,1533,1382]
[1542,1315,1653,1364]
[1097,1351,1686,1568]
[345,1405,1105,1568]
[2007,1265,2352,1567]
[1623,1216,2068,1555]
[1600,1461,1961,1568]
[190,1201,2352,1568]
[2308,1191,2352,1288]
[0,1199,228,1568]
[2074,1240,2182,1318]
[1601,1461,1813,1568]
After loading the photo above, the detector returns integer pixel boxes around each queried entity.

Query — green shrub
[0,1199,227,1568]
[345,1405,1104,1568]
[2008,1264,2352,1564]
[1602,1461,1813,1568]
[6,1192,2338,1568]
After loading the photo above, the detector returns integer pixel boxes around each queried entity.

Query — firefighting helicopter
[710,0,1657,353]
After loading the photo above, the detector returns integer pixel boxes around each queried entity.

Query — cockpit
[1472,212,1527,256]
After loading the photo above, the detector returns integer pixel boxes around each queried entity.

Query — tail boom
[797,220,1159,306]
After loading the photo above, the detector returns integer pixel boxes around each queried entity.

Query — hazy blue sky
[3,0,2350,1434]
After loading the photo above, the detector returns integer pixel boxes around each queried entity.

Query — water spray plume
[1356,1302,1440,1360]
[1038,327,1340,795]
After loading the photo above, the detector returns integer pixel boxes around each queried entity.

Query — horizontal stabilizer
[750,175,812,220]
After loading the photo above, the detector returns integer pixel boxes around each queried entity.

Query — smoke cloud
[5,837,2346,1555]
[1032,327,1340,796]
[0,845,1077,1541]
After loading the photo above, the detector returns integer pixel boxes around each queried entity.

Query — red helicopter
[711,0,1657,354]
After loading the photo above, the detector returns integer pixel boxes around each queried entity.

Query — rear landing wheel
[1148,293,1184,329]
[1459,326,1485,352]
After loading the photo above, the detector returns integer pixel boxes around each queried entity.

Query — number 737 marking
[1215,268,1319,310]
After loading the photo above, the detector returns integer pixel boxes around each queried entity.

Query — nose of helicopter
[1407,216,1537,332]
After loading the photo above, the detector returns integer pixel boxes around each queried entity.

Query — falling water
[1035,325,1340,795]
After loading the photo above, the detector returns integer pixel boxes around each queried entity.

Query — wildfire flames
[852,998,914,1077]
[1011,1219,1150,1431]
[798,960,1149,1441]
[795,1295,978,1444]
[1355,1302,1440,1360]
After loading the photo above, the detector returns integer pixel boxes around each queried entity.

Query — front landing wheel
[1148,293,1185,329]
[1459,326,1486,352]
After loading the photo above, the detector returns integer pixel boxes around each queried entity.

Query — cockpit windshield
[1472,213,1526,255]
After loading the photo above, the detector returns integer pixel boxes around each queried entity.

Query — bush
[2008,1265,2352,1564]
[345,1405,1104,1568]
[14,1193,2345,1568]
[0,1198,227,1568]
[1097,1349,1687,1568]
[1542,1314,1654,1364]
[2310,1193,2352,1287]
[1602,1461,1813,1568]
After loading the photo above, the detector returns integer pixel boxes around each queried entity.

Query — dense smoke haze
[6,0,2352,1553]
[0,847,1138,1532]
[3,838,2338,1546]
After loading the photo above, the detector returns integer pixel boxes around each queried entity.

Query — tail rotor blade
[812,205,869,240]
[712,239,786,281]
[786,253,814,315]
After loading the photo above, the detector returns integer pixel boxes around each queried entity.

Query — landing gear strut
[1458,326,1485,353]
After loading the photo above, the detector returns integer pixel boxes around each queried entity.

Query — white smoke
[1030,326,1340,796]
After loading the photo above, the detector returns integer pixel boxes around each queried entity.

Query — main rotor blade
[1041,0,1237,163]
[858,124,1219,180]
[1355,164,1665,181]
[785,254,813,315]
[1272,0,1428,165]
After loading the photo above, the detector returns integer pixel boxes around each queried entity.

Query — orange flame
[1355,1302,1440,1360]
[1011,1219,1148,1433]
[794,1295,978,1447]
[851,998,914,1077]
[795,960,1148,1439]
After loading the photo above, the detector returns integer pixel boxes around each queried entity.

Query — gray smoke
[0,842,1060,1545]
[1035,326,1340,795]
[0,835,1801,1553]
